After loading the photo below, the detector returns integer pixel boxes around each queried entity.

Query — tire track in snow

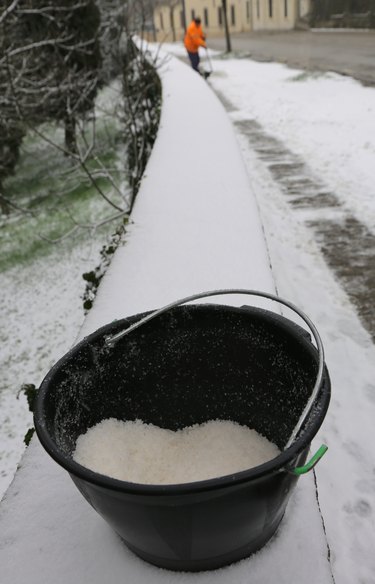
[215,90,375,345]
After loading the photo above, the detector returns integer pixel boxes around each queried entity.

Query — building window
[204,7,209,26]
[284,0,288,17]
[231,4,235,25]
[191,9,195,20]
[160,13,164,30]
[218,6,223,26]
[256,0,260,18]
[269,0,273,18]
[246,1,250,22]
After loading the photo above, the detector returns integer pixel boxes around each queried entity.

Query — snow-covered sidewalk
[0,50,331,583]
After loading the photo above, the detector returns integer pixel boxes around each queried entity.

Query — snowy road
[217,97,375,345]
[208,30,375,87]
[207,56,375,344]
[205,55,375,584]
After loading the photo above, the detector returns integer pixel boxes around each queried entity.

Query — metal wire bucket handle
[105,289,325,449]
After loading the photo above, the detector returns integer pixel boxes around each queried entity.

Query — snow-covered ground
[0,237,106,498]
[208,50,375,584]
[1,43,374,584]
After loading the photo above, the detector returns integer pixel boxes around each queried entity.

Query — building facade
[152,0,305,42]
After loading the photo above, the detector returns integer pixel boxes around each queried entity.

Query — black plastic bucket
[34,290,330,572]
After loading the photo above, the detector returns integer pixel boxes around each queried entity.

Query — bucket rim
[34,303,330,497]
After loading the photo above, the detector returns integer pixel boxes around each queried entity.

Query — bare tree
[0,0,114,218]
[0,0,161,239]
[0,1,101,156]
[96,0,127,82]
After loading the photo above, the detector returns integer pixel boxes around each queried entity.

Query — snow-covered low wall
[0,49,332,583]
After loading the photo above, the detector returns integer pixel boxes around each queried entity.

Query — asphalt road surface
[208,30,375,86]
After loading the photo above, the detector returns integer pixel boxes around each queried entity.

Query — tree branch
[0,0,20,25]
[0,192,35,216]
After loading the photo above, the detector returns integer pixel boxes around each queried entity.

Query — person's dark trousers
[187,51,200,72]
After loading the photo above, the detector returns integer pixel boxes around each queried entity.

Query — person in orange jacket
[184,16,207,74]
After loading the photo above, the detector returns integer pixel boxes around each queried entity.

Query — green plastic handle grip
[290,444,328,475]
